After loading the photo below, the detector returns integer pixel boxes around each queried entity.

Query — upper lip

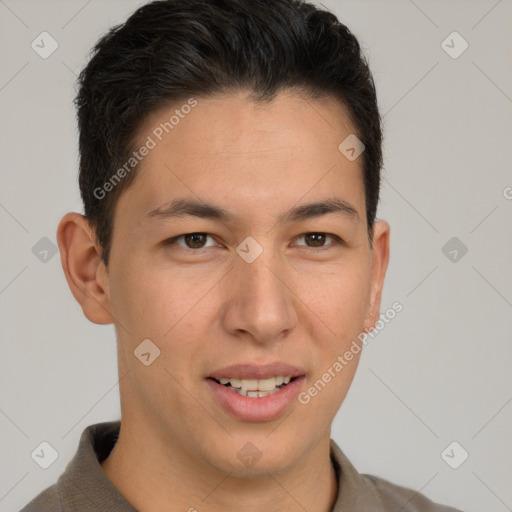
[208,362,306,380]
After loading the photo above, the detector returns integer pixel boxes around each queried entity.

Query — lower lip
[205,377,305,422]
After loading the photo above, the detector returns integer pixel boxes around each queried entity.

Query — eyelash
[163,232,344,252]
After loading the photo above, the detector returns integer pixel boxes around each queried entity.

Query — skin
[57,89,389,512]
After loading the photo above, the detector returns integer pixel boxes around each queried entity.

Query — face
[87,90,389,475]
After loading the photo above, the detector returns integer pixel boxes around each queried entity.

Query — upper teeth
[219,376,291,390]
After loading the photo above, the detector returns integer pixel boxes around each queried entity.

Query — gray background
[1,1,511,511]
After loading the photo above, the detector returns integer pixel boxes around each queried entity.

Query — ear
[363,220,390,332]
[56,212,113,325]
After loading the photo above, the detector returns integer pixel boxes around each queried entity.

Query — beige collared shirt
[21,421,462,511]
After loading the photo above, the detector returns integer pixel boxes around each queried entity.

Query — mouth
[207,375,299,398]
[205,363,306,422]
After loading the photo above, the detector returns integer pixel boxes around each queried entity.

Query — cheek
[109,258,220,364]
[309,263,370,408]
[297,259,371,340]
[109,255,183,331]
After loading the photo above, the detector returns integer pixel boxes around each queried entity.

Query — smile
[210,376,295,397]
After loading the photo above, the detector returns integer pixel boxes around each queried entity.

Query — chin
[197,433,309,477]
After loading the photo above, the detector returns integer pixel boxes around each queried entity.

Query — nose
[220,244,298,345]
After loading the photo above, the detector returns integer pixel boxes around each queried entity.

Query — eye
[293,232,342,249]
[163,232,343,252]
[164,232,218,250]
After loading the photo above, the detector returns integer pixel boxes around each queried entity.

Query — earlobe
[363,220,390,332]
[56,212,113,325]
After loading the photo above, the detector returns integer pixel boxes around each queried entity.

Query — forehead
[117,90,365,227]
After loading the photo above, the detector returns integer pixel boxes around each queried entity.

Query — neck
[101,420,338,512]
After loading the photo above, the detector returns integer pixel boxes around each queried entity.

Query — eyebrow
[144,197,359,224]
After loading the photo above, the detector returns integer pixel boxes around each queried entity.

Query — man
[21,0,462,510]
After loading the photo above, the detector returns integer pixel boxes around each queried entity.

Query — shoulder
[19,483,62,512]
[363,473,463,512]
[19,420,122,512]
[329,439,463,512]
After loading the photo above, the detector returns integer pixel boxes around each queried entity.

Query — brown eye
[304,233,327,247]
[295,233,340,248]
[183,233,208,248]
[165,232,217,250]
